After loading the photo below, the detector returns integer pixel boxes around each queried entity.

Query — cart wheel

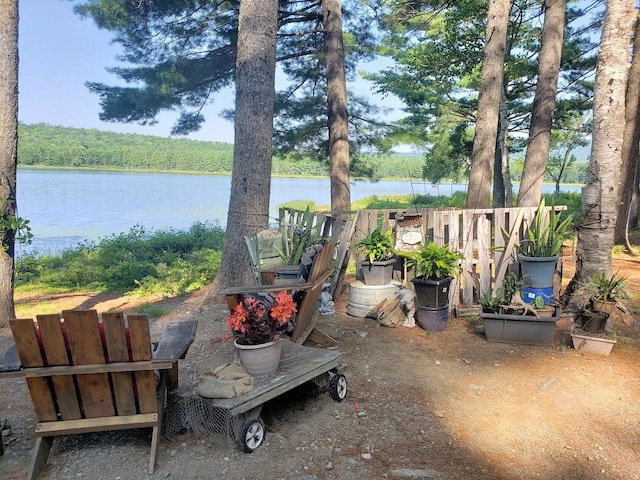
[240,418,265,453]
[329,374,348,402]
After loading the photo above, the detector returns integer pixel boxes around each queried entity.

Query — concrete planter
[358,258,396,286]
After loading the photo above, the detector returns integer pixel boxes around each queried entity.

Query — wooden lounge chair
[6,310,197,479]
[222,240,337,347]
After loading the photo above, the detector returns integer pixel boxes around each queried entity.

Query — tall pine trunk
[614,12,640,251]
[323,0,351,212]
[467,0,511,208]
[205,0,278,303]
[0,0,19,327]
[566,0,635,307]
[517,0,566,207]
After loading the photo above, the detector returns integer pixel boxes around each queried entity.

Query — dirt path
[2,251,640,480]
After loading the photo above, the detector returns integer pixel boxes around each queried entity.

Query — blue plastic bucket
[522,286,554,305]
[416,304,449,331]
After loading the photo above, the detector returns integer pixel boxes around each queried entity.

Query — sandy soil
[1,248,640,480]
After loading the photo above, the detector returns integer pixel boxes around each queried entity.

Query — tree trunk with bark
[323,0,351,212]
[517,0,566,207]
[614,11,640,252]
[467,0,511,208]
[204,0,278,304]
[0,0,19,327]
[566,0,636,308]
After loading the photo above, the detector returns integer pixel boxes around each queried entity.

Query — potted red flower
[226,291,297,377]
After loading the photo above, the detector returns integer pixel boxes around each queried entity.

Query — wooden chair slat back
[127,314,158,414]
[35,314,82,420]
[102,312,137,416]
[62,310,115,418]
[10,318,59,421]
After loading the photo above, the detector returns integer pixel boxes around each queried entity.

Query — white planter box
[570,330,616,356]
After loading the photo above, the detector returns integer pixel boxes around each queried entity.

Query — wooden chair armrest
[220,281,314,296]
[0,342,21,373]
[17,360,174,378]
[153,320,198,363]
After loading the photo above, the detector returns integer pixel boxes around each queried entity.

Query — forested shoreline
[18,123,588,184]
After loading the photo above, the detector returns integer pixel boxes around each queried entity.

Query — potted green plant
[584,270,628,315]
[354,227,396,285]
[478,295,503,314]
[514,198,572,290]
[400,241,463,308]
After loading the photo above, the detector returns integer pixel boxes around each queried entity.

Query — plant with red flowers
[226,291,297,345]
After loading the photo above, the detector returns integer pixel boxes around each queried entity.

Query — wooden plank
[494,208,524,295]
[127,314,158,414]
[9,318,58,422]
[102,312,137,416]
[34,413,159,436]
[20,360,171,377]
[153,321,198,362]
[477,215,491,298]
[448,209,461,308]
[63,310,115,418]
[461,210,475,305]
[37,314,82,420]
[331,213,358,298]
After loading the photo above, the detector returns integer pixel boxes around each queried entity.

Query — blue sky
[18,2,235,143]
[18,2,400,146]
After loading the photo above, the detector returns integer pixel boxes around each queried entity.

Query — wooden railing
[278,206,567,309]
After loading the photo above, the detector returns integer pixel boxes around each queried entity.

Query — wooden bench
[3,310,197,479]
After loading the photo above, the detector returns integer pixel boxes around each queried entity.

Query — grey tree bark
[614,11,640,252]
[323,0,351,212]
[566,0,636,306]
[467,0,511,208]
[0,0,19,327]
[204,0,278,303]
[517,0,566,207]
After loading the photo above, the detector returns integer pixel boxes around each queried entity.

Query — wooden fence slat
[477,215,491,297]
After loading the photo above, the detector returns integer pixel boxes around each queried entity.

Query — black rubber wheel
[329,373,348,402]
[239,418,265,453]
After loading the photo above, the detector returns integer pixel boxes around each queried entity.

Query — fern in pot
[400,242,463,308]
[353,227,396,285]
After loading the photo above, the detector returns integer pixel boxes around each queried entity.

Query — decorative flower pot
[411,276,452,308]
[518,255,558,289]
[234,339,282,378]
[358,258,396,285]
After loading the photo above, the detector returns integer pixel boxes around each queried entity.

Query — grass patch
[16,221,224,298]
[132,304,171,318]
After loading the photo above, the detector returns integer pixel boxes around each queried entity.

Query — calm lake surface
[16,168,577,256]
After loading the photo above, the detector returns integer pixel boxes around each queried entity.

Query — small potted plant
[226,291,297,377]
[513,198,572,290]
[570,308,617,356]
[478,295,503,314]
[400,241,463,308]
[353,227,396,285]
[584,270,628,315]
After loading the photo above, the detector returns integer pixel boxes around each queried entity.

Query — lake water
[16,168,578,256]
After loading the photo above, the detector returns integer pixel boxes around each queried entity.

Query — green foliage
[478,295,503,313]
[584,271,629,303]
[277,208,323,265]
[533,295,545,310]
[15,222,224,297]
[0,212,33,251]
[497,271,524,305]
[400,241,463,280]
[354,227,396,263]
[515,198,573,257]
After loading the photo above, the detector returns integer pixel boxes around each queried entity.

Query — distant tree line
[18,123,587,184]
